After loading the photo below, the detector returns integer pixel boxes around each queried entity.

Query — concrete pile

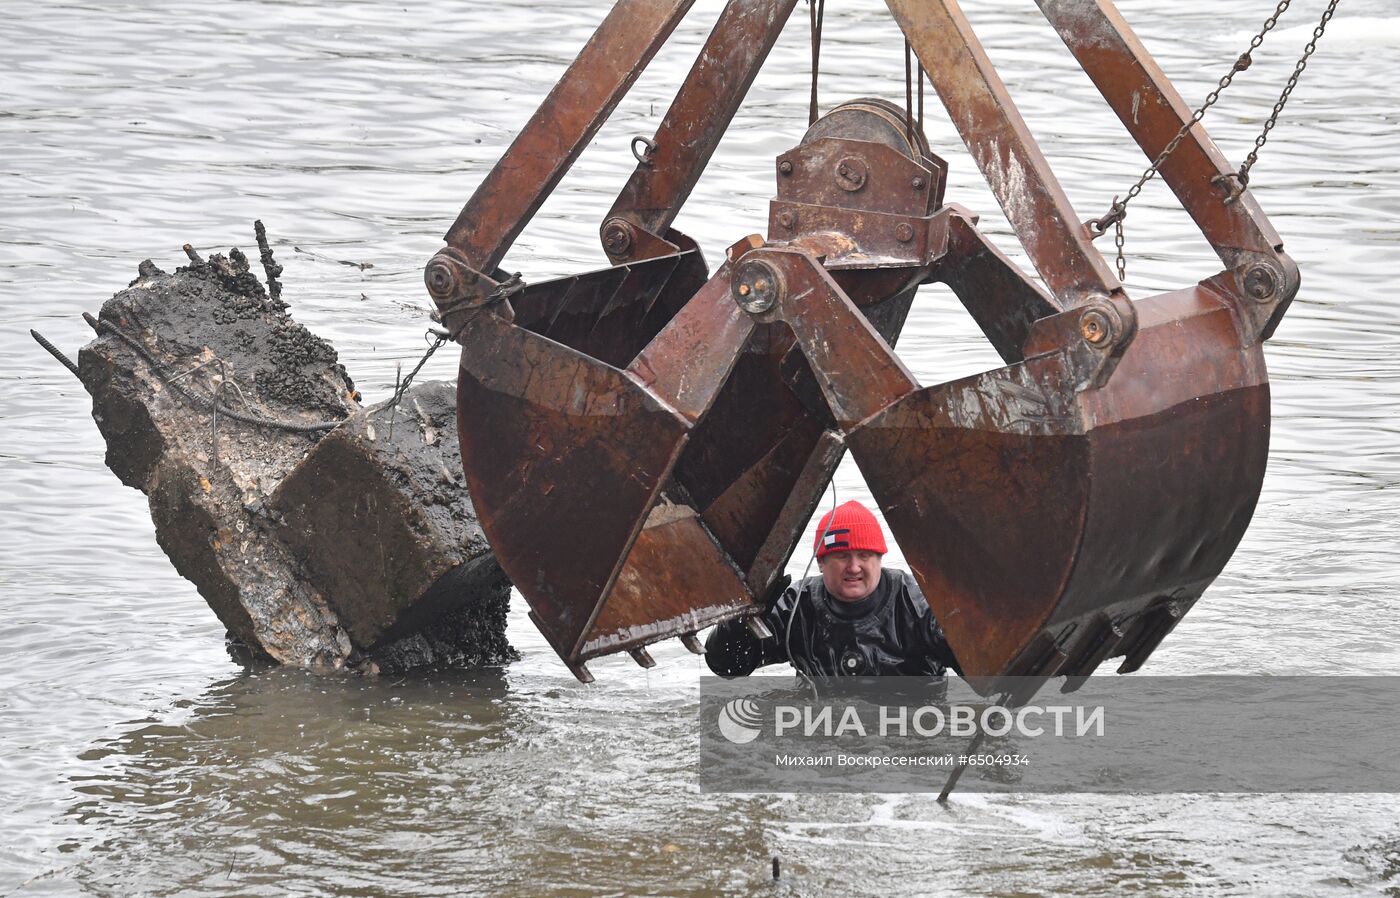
[77,232,513,673]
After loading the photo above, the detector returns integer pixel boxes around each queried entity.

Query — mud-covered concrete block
[78,241,513,673]
[269,381,509,659]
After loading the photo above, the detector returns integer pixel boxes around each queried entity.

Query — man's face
[818,550,883,602]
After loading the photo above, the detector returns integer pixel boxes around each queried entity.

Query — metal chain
[1113,217,1127,282]
[1233,0,1341,192]
[380,328,449,420]
[1086,0,1299,280]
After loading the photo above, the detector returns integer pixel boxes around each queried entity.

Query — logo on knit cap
[822,528,850,549]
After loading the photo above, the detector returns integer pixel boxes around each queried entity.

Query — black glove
[760,573,792,613]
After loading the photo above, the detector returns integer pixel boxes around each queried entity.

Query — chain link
[1086,0,1313,280]
[1114,217,1127,282]
[1234,0,1341,193]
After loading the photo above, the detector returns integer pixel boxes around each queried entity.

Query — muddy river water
[3,0,1399,894]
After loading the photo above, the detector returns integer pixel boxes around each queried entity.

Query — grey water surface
[2,0,1399,895]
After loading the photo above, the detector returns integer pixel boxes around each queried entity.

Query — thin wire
[903,40,915,149]
[918,62,925,133]
[210,379,249,466]
[786,477,839,696]
[808,0,825,126]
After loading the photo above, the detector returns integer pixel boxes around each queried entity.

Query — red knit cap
[813,500,888,558]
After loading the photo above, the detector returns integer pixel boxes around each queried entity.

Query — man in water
[705,500,961,677]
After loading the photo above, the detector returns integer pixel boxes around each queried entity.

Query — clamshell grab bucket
[851,286,1270,686]
[427,0,1301,685]
[734,244,1273,689]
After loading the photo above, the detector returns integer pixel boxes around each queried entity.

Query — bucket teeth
[629,646,657,669]
[745,616,774,640]
[680,633,706,655]
[1117,600,1187,674]
[1061,614,1128,693]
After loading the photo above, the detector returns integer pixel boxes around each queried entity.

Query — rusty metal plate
[848,285,1269,684]
[776,137,938,216]
[582,498,753,659]
[768,201,950,268]
[455,311,693,661]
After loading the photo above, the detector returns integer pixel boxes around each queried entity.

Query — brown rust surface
[583,500,753,658]
[444,0,697,271]
[1034,0,1283,261]
[774,137,938,218]
[887,0,1122,305]
[628,267,756,423]
[455,310,692,656]
[850,382,1089,678]
[605,0,799,258]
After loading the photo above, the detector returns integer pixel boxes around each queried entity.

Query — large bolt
[894,223,915,243]
[1079,307,1115,346]
[778,211,796,231]
[912,176,926,191]
[602,218,635,257]
[424,258,458,302]
[834,157,868,192]
[732,258,784,315]
[778,160,794,176]
[1243,264,1279,302]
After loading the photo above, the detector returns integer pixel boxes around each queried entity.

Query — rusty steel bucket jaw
[727,242,1271,696]
[452,253,758,684]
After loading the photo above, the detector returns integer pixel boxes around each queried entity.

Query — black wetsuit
[705,569,961,678]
